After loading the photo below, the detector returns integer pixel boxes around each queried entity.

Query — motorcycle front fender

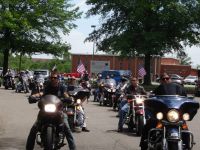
[135,109,144,115]
[166,128,180,140]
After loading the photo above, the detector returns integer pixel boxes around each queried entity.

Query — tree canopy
[86,0,200,84]
[0,0,81,74]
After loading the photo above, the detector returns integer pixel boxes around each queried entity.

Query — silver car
[183,75,198,85]
[169,74,184,85]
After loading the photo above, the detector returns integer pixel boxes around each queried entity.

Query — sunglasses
[162,77,170,81]
[51,77,58,80]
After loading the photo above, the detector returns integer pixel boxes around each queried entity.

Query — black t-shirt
[44,83,66,98]
[154,82,187,96]
[126,84,146,95]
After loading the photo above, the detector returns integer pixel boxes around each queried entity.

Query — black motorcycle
[4,74,15,89]
[100,78,117,107]
[66,87,90,131]
[28,95,66,150]
[145,95,199,150]
[29,74,45,95]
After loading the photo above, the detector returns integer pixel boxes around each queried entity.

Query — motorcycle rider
[19,71,30,93]
[118,77,146,132]
[26,72,76,150]
[66,76,90,132]
[81,70,90,81]
[93,73,104,102]
[140,73,187,150]
[113,77,129,110]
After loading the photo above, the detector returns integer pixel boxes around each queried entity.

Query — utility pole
[91,25,96,60]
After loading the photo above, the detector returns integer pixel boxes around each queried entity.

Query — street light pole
[91,25,96,60]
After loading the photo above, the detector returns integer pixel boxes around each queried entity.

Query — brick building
[71,54,196,77]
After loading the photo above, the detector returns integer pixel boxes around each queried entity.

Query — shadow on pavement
[0,137,26,150]
[106,129,140,137]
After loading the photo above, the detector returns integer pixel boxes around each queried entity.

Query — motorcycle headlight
[183,113,190,121]
[107,89,111,92]
[135,97,144,104]
[167,109,179,122]
[77,99,81,104]
[156,112,163,120]
[44,104,56,113]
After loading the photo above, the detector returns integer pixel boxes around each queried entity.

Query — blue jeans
[118,100,130,130]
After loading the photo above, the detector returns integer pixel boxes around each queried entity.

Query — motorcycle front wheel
[136,115,144,136]
[167,141,182,150]
[44,126,54,150]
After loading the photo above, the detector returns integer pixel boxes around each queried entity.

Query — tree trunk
[3,49,9,76]
[3,28,11,76]
[19,52,22,72]
[143,53,151,85]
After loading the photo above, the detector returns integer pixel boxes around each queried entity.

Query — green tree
[0,0,81,75]
[86,0,200,85]
[8,54,72,73]
[176,51,192,65]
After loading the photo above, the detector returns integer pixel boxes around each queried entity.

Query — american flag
[138,64,146,77]
[77,60,86,74]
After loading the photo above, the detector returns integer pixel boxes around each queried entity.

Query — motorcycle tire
[128,115,134,132]
[167,141,182,150]
[136,115,144,136]
[44,126,54,150]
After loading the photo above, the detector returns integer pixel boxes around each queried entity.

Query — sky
[33,0,200,67]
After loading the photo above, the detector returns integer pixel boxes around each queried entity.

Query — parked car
[183,75,198,85]
[33,69,50,80]
[169,74,184,85]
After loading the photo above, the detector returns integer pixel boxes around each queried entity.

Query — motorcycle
[28,95,66,150]
[29,74,45,95]
[125,95,147,136]
[3,74,15,89]
[145,95,199,150]
[66,87,90,132]
[15,75,30,93]
[100,78,117,107]
[80,80,91,99]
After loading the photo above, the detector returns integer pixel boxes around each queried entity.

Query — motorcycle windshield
[145,95,199,121]
[105,79,116,87]
[36,76,45,83]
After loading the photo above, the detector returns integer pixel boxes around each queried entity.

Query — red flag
[77,60,86,74]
